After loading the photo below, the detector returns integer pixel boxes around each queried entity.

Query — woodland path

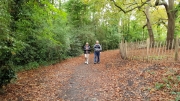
[0,50,178,101]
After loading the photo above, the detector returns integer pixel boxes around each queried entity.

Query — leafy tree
[155,0,180,49]
[0,0,17,91]
[111,0,180,49]
[143,4,155,46]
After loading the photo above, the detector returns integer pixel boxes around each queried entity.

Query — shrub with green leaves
[155,82,164,90]
[0,66,16,88]
[12,0,70,66]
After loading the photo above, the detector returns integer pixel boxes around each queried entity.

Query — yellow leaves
[135,0,149,4]
[11,51,16,55]
[81,0,89,4]
[150,6,168,23]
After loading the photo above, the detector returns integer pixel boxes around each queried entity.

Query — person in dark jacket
[94,40,102,64]
[84,42,91,64]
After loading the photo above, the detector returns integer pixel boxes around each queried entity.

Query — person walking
[84,42,91,64]
[94,40,102,64]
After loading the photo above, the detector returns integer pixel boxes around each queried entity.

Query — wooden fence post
[125,40,127,57]
[147,38,150,61]
[120,40,127,59]
[175,36,179,61]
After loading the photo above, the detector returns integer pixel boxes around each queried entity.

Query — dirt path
[58,50,123,101]
[59,64,101,100]
[0,50,179,101]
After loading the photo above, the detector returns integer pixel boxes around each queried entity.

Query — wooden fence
[120,37,180,62]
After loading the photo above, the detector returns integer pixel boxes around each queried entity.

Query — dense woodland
[0,0,180,89]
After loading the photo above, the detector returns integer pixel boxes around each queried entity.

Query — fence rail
[120,37,180,62]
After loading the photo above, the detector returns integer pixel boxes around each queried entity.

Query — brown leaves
[0,50,179,100]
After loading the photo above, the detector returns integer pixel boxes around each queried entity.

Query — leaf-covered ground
[1,50,180,101]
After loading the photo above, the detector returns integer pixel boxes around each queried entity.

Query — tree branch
[160,21,168,29]
[143,23,147,29]
[111,0,126,13]
[155,0,168,12]
[142,8,150,29]
[111,0,150,13]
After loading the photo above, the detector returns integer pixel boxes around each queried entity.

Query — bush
[0,65,16,89]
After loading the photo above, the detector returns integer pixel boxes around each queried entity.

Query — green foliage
[177,76,180,81]
[175,92,180,101]
[0,0,11,66]
[1,0,75,78]
[64,0,121,53]
[0,65,16,88]
[65,0,89,27]
[175,6,180,37]
[0,0,24,83]
[4,0,179,87]
[0,0,16,89]
[171,92,180,101]
[155,82,164,90]
[153,69,180,100]
[12,0,70,67]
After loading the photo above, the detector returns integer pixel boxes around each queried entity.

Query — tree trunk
[167,14,175,49]
[155,0,176,49]
[144,6,154,46]
[174,36,179,61]
[120,40,127,59]
[166,0,175,49]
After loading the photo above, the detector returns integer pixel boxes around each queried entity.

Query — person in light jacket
[84,42,91,64]
[94,40,102,64]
